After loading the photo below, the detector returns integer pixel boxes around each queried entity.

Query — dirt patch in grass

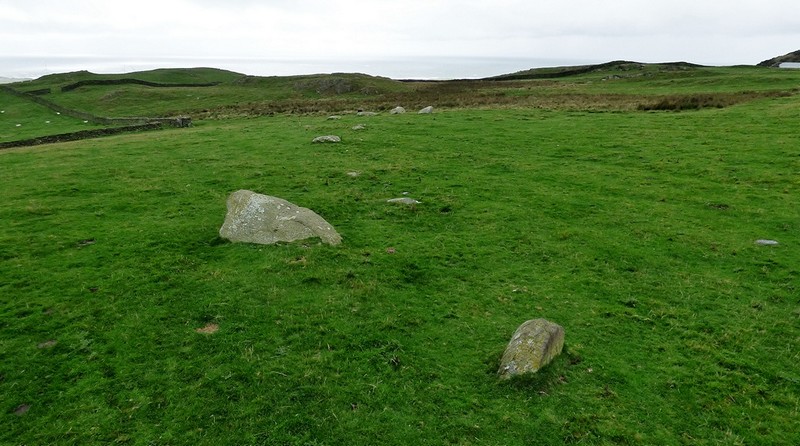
[195,323,219,334]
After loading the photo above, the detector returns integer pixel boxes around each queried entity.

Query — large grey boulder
[418,106,433,114]
[497,319,564,380]
[219,190,342,246]
[390,106,406,114]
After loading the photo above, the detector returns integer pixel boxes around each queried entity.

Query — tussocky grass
[1,94,799,444]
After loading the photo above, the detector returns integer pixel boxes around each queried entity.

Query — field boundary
[1,85,191,148]
[0,122,164,150]
[60,78,221,92]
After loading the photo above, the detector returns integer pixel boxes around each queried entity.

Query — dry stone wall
[1,85,192,149]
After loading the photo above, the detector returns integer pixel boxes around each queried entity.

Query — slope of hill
[757,50,800,67]
[484,60,704,81]
[5,63,800,147]
[15,67,246,92]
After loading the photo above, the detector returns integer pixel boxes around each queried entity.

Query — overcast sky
[1,0,798,79]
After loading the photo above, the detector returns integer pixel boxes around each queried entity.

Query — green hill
[757,49,800,67]
[5,62,800,145]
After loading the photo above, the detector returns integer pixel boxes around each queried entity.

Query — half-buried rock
[312,135,341,143]
[497,318,564,380]
[219,190,342,246]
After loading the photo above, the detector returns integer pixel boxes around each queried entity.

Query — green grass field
[0,90,101,142]
[1,64,799,445]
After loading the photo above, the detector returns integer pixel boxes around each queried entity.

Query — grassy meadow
[0,90,99,142]
[1,64,799,445]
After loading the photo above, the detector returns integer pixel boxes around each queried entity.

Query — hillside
[7,68,414,119]
[4,62,800,147]
[15,67,246,92]
[757,50,800,67]
[483,60,704,81]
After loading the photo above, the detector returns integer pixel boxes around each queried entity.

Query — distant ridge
[0,76,31,84]
[757,50,800,67]
[484,60,703,81]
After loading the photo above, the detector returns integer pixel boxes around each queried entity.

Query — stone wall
[0,123,164,150]
[1,86,192,127]
[1,86,192,148]
[60,78,220,92]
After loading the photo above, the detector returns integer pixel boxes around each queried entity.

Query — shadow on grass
[485,345,581,393]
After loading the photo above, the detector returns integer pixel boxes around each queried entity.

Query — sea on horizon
[1,55,602,81]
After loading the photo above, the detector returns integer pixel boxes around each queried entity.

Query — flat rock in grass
[352,124,366,130]
[357,111,378,116]
[220,190,342,246]
[312,135,341,143]
[418,106,434,114]
[387,197,421,205]
[755,239,779,246]
[498,318,564,380]
[390,106,406,114]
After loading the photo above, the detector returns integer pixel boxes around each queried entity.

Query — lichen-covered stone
[312,135,341,143]
[497,319,564,380]
[219,190,342,246]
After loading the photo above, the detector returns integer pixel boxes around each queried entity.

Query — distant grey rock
[390,106,406,114]
[418,106,433,114]
[387,197,421,205]
[327,115,342,120]
[357,111,378,116]
[498,319,565,380]
[755,239,779,246]
[220,190,342,246]
[346,171,360,178]
[312,135,341,143]
[351,124,366,130]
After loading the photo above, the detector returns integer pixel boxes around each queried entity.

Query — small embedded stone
[312,135,341,143]
[755,239,779,246]
[387,197,421,205]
